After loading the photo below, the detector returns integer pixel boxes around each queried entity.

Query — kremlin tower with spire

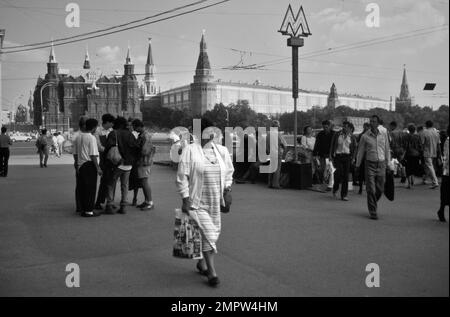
[395,65,413,110]
[190,31,216,116]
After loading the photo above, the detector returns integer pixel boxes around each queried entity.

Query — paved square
[0,157,448,296]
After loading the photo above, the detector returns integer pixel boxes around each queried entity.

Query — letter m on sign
[279,5,311,37]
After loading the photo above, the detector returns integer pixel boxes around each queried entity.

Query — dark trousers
[333,154,351,198]
[106,168,131,207]
[365,160,386,215]
[38,146,49,166]
[316,156,328,184]
[78,161,98,212]
[75,171,82,212]
[0,148,10,176]
[95,160,113,205]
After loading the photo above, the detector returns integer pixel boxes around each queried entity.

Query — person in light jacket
[176,119,234,287]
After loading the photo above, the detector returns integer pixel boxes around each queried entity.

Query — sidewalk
[9,154,74,166]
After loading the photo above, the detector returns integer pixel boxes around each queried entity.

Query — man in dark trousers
[356,115,392,220]
[94,114,115,210]
[73,118,102,217]
[313,120,335,190]
[0,127,12,177]
[74,116,87,213]
[330,121,357,201]
[104,116,140,215]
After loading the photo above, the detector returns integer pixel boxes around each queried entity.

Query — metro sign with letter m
[278,4,311,37]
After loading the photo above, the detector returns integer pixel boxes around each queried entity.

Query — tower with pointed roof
[190,31,217,116]
[143,38,157,98]
[83,46,90,70]
[327,82,339,109]
[46,41,58,80]
[121,46,141,118]
[395,65,412,110]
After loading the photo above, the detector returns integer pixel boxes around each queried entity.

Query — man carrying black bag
[356,115,394,220]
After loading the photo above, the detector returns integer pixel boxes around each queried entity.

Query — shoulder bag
[106,131,123,166]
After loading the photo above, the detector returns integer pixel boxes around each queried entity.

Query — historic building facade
[33,43,142,131]
[150,33,390,119]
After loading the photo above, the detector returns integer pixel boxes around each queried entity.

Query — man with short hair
[74,116,88,213]
[36,129,50,168]
[267,120,286,189]
[73,118,102,217]
[0,127,12,177]
[389,121,407,182]
[422,120,441,189]
[313,120,335,189]
[330,121,357,201]
[356,115,392,220]
[94,114,115,210]
[132,119,155,210]
[56,132,65,157]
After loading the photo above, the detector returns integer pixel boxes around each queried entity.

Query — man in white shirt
[56,132,65,157]
[73,118,102,217]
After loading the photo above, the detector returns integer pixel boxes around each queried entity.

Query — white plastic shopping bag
[324,158,335,189]
[173,208,203,260]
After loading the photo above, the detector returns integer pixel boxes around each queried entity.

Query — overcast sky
[1,0,448,112]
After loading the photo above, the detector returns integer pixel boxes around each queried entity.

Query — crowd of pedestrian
[230,116,449,222]
[73,114,156,218]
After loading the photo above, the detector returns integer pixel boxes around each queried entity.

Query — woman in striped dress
[176,122,234,287]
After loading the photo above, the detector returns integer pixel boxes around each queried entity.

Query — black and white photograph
[0,0,448,305]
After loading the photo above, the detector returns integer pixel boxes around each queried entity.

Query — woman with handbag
[176,119,234,287]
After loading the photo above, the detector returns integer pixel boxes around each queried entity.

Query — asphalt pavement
[0,154,448,296]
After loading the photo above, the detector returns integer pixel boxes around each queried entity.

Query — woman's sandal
[196,262,209,276]
[207,276,220,287]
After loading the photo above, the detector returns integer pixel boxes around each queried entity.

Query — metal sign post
[279,4,311,161]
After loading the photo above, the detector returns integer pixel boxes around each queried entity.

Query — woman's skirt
[405,155,421,177]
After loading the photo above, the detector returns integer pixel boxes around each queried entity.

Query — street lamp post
[40,82,55,129]
[0,29,5,128]
[224,108,229,126]
[278,4,311,161]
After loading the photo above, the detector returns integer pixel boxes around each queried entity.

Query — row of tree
[144,101,449,133]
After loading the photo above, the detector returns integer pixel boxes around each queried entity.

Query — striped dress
[195,147,222,253]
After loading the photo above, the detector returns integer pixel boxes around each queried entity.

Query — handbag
[106,131,123,166]
[221,187,232,213]
[212,143,232,213]
[172,209,203,260]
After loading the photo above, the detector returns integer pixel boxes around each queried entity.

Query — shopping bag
[324,159,335,188]
[173,209,203,260]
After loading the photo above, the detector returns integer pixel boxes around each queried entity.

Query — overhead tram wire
[2,0,210,49]
[225,24,448,70]
[2,0,232,54]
